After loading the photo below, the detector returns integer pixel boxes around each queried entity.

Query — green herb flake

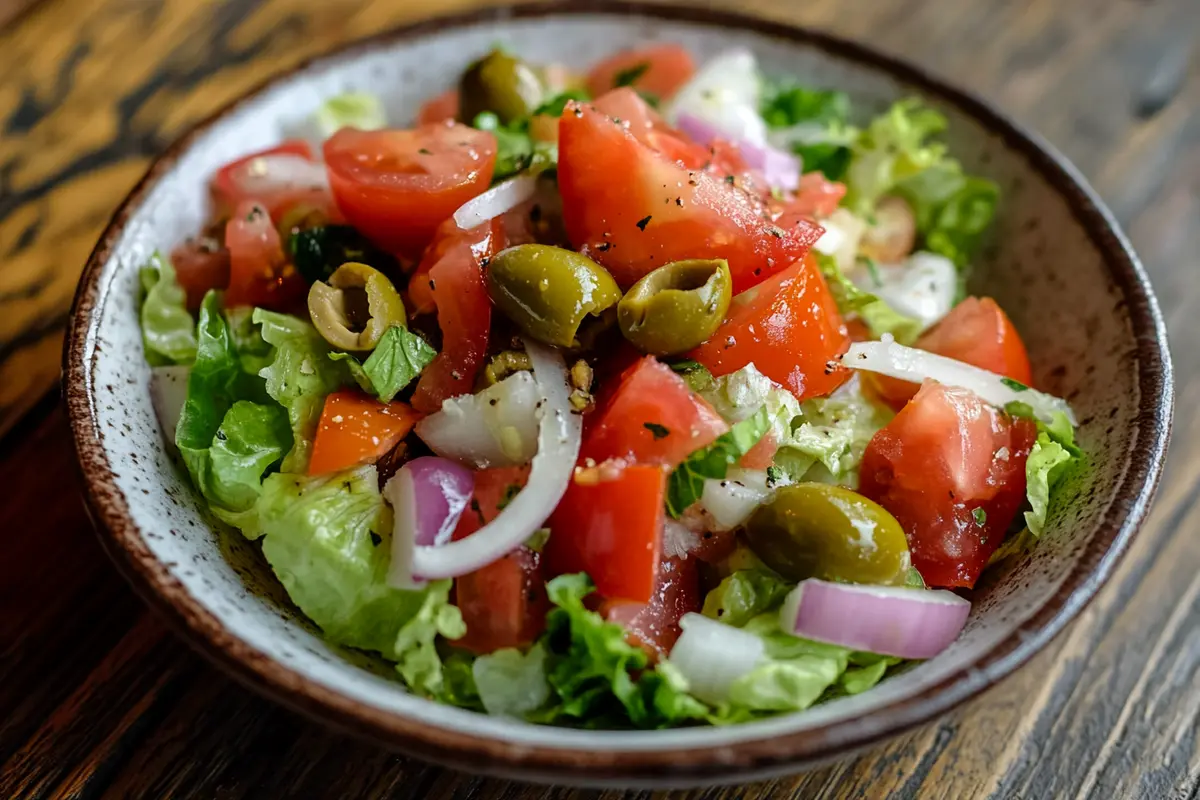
[766,465,784,487]
[972,507,987,527]
[644,422,671,440]
[496,483,523,512]
[613,61,650,88]
[1001,377,1030,392]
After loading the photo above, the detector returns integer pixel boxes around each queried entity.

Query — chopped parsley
[972,507,987,527]
[1001,377,1030,392]
[613,61,650,88]
[644,422,671,440]
[636,215,652,231]
[496,483,523,512]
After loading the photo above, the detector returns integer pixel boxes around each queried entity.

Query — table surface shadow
[1,0,1198,798]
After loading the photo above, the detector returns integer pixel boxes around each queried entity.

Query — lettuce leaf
[1006,408,1083,536]
[253,309,353,472]
[440,649,484,711]
[205,400,292,512]
[533,574,709,729]
[330,325,438,403]
[778,378,892,486]
[472,111,558,181]
[314,92,386,137]
[666,405,772,517]
[473,642,552,718]
[895,170,999,269]
[701,569,791,627]
[254,463,464,696]
[814,251,923,344]
[139,253,196,365]
[224,306,275,376]
[760,83,856,180]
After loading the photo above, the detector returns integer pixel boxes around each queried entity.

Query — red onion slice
[453,175,536,230]
[841,339,1077,425]
[383,457,475,589]
[675,111,800,191]
[668,613,766,704]
[780,579,971,659]
[407,340,581,579]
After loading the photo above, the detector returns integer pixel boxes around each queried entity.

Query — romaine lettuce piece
[701,569,790,627]
[813,251,923,344]
[139,253,196,365]
[314,92,386,138]
[473,642,552,718]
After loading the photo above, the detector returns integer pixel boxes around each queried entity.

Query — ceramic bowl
[64,0,1173,788]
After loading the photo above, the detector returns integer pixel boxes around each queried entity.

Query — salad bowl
[64,0,1172,787]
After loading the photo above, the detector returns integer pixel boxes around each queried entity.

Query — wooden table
[1,0,1197,797]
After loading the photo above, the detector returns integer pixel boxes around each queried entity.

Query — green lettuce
[666,405,772,517]
[473,642,552,718]
[205,400,292,512]
[224,306,275,375]
[314,92,386,137]
[472,111,559,181]
[760,83,856,180]
[254,463,464,696]
[440,649,484,711]
[701,569,791,628]
[139,253,196,365]
[330,325,437,403]
[814,251,923,344]
[532,574,709,729]
[253,308,352,472]
[1008,408,1083,536]
[288,225,399,285]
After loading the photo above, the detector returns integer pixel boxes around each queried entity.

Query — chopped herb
[668,359,713,393]
[644,422,671,440]
[972,507,987,527]
[496,483,523,512]
[418,147,432,155]
[766,465,784,486]
[635,215,652,231]
[613,61,650,88]
[532,89,591,118]
[1001,377,1030,392]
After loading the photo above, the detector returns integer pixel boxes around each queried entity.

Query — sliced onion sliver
[841,339,1077,426]
[383,457,475,589]
[409,340,582,579]
[675,111,800,191]
[700,467,773,531]
[236,154,330,197]
[150,365,190,444]
[668,613,766,705]
[780,579,971,659]
[415,371,540,468]
[453,175,537,230]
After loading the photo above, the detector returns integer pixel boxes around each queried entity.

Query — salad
[140,43,1083,728]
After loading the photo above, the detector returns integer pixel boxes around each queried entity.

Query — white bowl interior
[81,11,1144,756]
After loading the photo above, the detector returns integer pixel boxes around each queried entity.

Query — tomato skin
[417,89,460,125]
[601,555,700,660]
[586,44,696,101]
[307,390,419,476]
[452,466,548,654]
[211,140,321,218]
[171,234,230,310]
[859,381,1036,588]
[691,255,851,401]
[739,431,779,470]
[224,201,307,311]
[582,356,728,469]
[557,101,824,292]
[869,297,1034,409]
[410,236,491,413]
[323,124,497,258]
[545,462,665,604]
[784,172,847,219]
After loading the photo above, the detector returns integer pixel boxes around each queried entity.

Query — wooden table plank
[0,1,1197,798]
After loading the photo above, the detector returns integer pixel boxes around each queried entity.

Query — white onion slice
[383,457,474,589]
[841,339,1077,425]
[865,252,957,332]
[232,154,330,197]
[779,579,971,659]
[675,112,800,191]
[453,175,536,230]
[409,340,582,579]
[662,517,702,559]
[668,613,766,704]
[666,48,767,147]
[700,467,773,531]
[150,365,190,443]
[415,371,540,468]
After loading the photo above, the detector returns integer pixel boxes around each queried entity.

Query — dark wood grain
[1,0,1198,797]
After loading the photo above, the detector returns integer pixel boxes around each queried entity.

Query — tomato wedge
[452,466,549,654]
[171,230,230,310]
[417,88,460,125]
[211,140,333,222]
[224,200,307,311]
[544,462,665,604]
[582,356,728,469]
[323,123,497,258]
[585,44,696,101]
[557,100,823,292]
[601,555,700,660]
[691,255,850,401]
[307,390,419,476]
[859,381,1036,588]
[869,297,1034,409]
[783,172,847,219]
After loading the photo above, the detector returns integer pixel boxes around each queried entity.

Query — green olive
[308,262,407,352]
[459,50,545,125]
[744,483,911,585]
[485,245,621,348]
[617,259,732,356]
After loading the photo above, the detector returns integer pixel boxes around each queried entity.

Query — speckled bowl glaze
[64,1,1172,788]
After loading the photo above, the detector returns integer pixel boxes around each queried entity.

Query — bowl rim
[63,0,1174,785]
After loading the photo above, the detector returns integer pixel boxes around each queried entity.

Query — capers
[744,483,912,586]
[307,262,407,352]
[485,245,621,348]
[617,259,732,356]
[459,49,546,125]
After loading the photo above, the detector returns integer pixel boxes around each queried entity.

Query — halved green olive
[308,262,406,352]
[485,245,621,348]
[459,50,545,125]
[617,259,732,356]
[744,483,911,586]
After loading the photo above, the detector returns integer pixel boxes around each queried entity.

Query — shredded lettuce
[1006,406,1083,536]
[314,92,386,137]
[254,463,464,696]
[814,251,923,344]
[253,309,353,472]
[472,111,558,181]
[666,405,772,517]
[701,569,790,628]
[760,83,856,180]
[330,325,437,403]
[139,253,196,366]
